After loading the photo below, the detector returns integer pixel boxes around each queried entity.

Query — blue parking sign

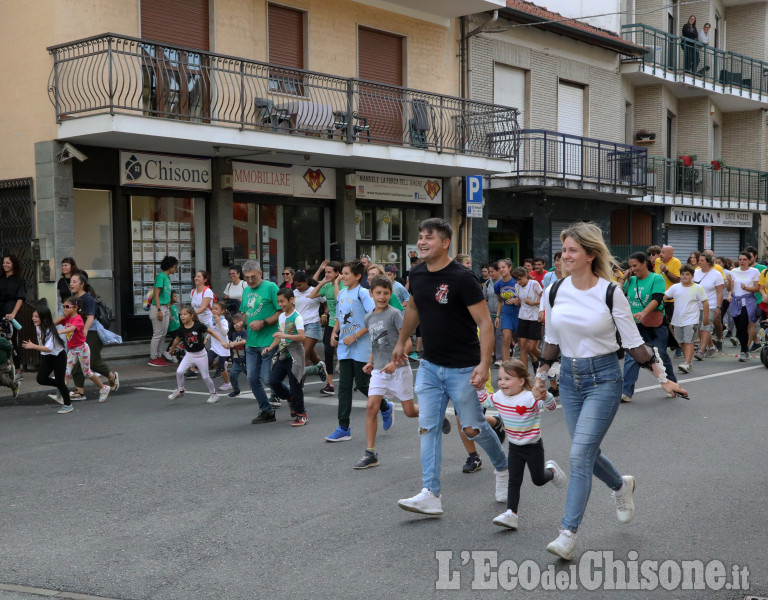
[465,175,483,203]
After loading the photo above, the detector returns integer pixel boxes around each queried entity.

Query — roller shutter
[712,228,741,260]
[268,4,304,68]
[666,226,700,259]
[551,220,571,263]
[141,0,209,50]
[495,65,525,166]
[359,27,403,144]
[557,82,584,175]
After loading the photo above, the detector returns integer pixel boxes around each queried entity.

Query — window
[268,4,305,95]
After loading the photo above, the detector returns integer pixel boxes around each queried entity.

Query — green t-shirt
[388,292,403,311]
[240,280,280,347]
[624,272,666,315]
[168,304,180,332]
[154,271,172,305]
[278,310,304,357]
[318,282,343,326]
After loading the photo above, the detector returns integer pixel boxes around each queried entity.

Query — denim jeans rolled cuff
[415,359,507,497]
[246,346,276,413]
[229,360,246,393]
[149,305,170,358]
[559,353,625,532]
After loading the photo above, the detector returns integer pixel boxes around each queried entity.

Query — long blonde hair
[560,222,618,282]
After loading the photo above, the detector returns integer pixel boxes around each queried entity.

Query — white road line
[632,364,763,394]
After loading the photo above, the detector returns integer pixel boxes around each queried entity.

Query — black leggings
[507,439,553,513]
[323,325,335,376]
[734,306,751,353]
[37,352,71,405]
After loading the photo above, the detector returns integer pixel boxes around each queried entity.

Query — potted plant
[711,159,726,170]
[635,129,656,141]
[679,154,696,167]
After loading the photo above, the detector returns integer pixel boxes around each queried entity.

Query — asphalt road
[1,354,767,600]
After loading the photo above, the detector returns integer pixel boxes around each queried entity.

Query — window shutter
[358,28,403,85]
[268,4,304,69]
[141,0,209,50]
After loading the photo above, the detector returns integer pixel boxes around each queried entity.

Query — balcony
[46,34,519,177]
[490,130,647,199]
[620,24,768,110]
[642,157,768,211]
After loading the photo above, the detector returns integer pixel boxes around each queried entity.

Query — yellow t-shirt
[759,269,768,295]
[654,257,682,298]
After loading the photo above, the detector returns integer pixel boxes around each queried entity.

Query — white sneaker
[612,475,637,524]
[98,386,110,403]
[545,460,568,489]
[168,389,185,401]
[546,529,577,560]
[492,509,518,530]
[206,393,219,404]
[678,362,691,374]
[49,393,64,405]
[162,351,174,362]
[495,469,509,503]
[219,382,233,391]
[397,487,443,515]
[109,371,120,392]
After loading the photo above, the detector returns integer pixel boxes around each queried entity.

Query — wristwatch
[262,319,269,328]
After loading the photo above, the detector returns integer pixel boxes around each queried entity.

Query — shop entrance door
[488,232,520,266]
[73,189,115,327]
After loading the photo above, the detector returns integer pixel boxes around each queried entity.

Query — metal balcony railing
[646,157,768,208]
[622,23,768,97]
[47,33,520,159]
[512,130,647,190]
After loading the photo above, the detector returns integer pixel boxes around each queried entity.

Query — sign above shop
[665,207,752,228]
[348,171,442,204]
[120,151,211,190]
[232,162,336,199]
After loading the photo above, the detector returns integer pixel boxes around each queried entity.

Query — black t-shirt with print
[409,260,485,368]
[178,322,208,353]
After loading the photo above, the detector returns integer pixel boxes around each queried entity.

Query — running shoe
[545,460,568,489]
[269,394,281,409]
[442,417,452,434]
[110,371,120,392]
[547,529,577,560]
[11,380,19,400]
[251,411,276,424]
[316,361,327,381]
[408,351,421,361]
[491,416,506,444]
[183,369,198,379]
[621,394,632,403]
[678,362,691,374]
[353,450,379,469]
[693,350,704,361]
[738,352,748,362]
[320,384,335,396]
[70,392,86,401]
[98,386,110,403]
[219,382,233,391]
[397,488,443,515]
[730,337,739,347]
[325,425,351,442]
[612,475,637,524]
[49,393,64,405]
[162,351,174,362]
[714,338,723,351]
[206,393,219,404]
[381,401,395,431]
[168,388,185,401]
[492,509,519,530]
[462,454,482,473]
[57,404,74,414]
[749,342,762,352]
[148,357,169,367]
[290,414,308,427]
[227,390,240,398]
[705,347,716,358]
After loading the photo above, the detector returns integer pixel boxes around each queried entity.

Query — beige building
[0,0,518,346]
[466,0,765,266]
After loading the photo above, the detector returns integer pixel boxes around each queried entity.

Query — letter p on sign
[466,176,483,204]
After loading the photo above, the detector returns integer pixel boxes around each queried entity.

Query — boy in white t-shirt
[664,264,709,374]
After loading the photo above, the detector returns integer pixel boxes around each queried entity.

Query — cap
[384,264,398,273]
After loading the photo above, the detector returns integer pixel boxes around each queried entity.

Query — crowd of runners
[1,221,767,560]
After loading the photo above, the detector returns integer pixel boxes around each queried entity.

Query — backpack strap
[548,277,566,308]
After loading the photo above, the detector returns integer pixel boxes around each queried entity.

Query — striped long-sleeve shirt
[480,389,556,445]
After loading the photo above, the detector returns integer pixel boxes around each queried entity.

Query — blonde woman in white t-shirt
[535,222,687,561]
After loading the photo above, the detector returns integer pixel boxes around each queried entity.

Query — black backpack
[761,344,768,369]
[94,296,116,328]
[548,277,624,359]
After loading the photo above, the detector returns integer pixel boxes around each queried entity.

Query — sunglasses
[282,272,291,276]
[62,304,74,309]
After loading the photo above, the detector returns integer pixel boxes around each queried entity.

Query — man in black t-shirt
[393,218,508,516]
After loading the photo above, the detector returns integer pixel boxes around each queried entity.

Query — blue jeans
[246,346,276,413]
[622,323,677,397]
[230,360,247,393]
[559,353,625,532]
[414,359,507,497]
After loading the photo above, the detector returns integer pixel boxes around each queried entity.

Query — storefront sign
[665,207,752,228]
[232,162,336,199]
[350,171,443,204]
[120,151,211,190]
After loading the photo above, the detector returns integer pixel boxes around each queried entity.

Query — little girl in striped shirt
[479,359,566,531]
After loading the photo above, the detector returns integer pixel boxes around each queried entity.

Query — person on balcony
[697,23,711,75]
[682,15,698,74]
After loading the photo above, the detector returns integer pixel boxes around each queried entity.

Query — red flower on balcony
[679,155,694,167]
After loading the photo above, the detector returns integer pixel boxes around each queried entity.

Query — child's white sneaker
[492,509,518,530]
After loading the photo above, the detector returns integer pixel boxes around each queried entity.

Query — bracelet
[534,371,548,381]
[657,373,668,384]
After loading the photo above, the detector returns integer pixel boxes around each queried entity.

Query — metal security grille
[0,178,38,369]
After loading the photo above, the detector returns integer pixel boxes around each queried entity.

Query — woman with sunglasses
[279,267,295,290]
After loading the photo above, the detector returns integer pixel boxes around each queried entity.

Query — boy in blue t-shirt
[493,259,520,363]
[326,260,376,442]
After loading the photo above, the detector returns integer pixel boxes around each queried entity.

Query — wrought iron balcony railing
[511,130,647,190]
[646,156,768,209]
[47,33,520,159]
[622,23,768,97]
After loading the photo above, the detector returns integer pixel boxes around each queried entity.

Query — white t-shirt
[730,267,760,298]
[664,283,708,327]
[191,287,215,327]
[292,286,325,324]
[543,277,644,358]
[223,280,247,301]
[37,326,65,356]
[209,316,230,357]
[693,268,724,310]
[516,279,543,321]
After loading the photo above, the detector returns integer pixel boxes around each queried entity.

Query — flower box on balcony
[711,159,726,171]
[679,155,696,167]
[635,130,656,143]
